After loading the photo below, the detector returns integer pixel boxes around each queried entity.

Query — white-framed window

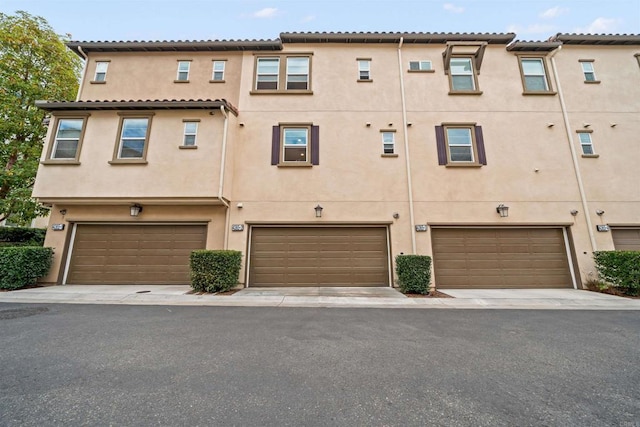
[580,61,597,82]
[117,118,150,159]
[212,61,225,81]
[51,118,84,159]
[256,57,280,90]
[183,121,198,146]
[286,57,309,90]
[520,58,551,92]
[409,60,432,71]
[578,132,595,155]
[449,57,476,91]
[446,127,474,162]
[282,127,309,162]
[176,61,191,81]
[94,62,109,82]
[358,59,371,81]
[381,131,395,154]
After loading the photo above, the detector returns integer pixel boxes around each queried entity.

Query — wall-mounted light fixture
[496,204,509,218]
[130,204,143,217]
[570,209,579,216]
[393,212,400,219]
[59,209,67,216]
[595,209,605,216]
[314,204,323,218]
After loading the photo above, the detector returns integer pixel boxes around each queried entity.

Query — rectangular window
[93,62,109,82]
[46,117,87,162]
[283,128,308,162]
[435,124,487,166]
[212,60,225,81]
[256,57,280,90]
[111,115,153,163]
[358,59,371,81]
[286,57,309,90]
[409,60,432,71]
[449,57,476,91]
[580,61,598,82]
[183,121,198,146]
[381,131,395,154]
[271,124,319,166]
[519,58,551,92]
[578,132,595,155]
[176,61,191,81]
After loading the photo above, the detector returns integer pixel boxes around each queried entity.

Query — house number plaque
[231,224,244,232]
[51,224,65,231]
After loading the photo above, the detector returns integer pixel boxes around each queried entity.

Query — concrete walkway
[1,285,639,310]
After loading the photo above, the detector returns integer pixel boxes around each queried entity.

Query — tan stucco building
[33,32,640,289]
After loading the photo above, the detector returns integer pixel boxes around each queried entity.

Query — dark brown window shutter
[311,125,320,165]
[271,125,280,165]
[435,125,447,165]
[475,126,487,165]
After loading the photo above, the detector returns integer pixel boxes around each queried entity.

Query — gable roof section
[280,31,516,44]
[67,39,282,56]
[35,99,239,116]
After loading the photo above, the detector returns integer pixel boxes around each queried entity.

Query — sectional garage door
[431,227,573,289]
[66,224,207,285]
[611,227,640,251]
[249,227,389,287]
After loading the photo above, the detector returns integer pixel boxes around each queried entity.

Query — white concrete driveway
[438,288,625,300]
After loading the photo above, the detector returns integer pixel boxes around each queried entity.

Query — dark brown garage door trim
[246,224,392,287]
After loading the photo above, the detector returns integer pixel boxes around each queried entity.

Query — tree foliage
[0,11,80,224]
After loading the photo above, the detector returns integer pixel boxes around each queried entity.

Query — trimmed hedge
[395,254,432,294]
[593,251,640,296]
[190,250,242,293]
[0,246,53,290]
[0,227,46,247]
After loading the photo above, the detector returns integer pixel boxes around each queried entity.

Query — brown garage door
[249,227,389,287]
[66,224,207,285]
[611,227,640,251]
[431,227,573,289]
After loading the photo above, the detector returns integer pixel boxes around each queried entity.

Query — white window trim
[94,61,109,82]
[381,131,396,155]
[285,57,310,90]
[176,61,191,81]
[282,127,309,163]
[446,127,475,163]
[521,58,550,91]
[212,60,226,81]
[256,57,280,90]
[409,60,433,71]
[358,59,371,81]
[51,119,83,159]
[183,121,198,146]
[117,118,149,159]
[450,57,476,91]
[577,131,596,156]
[580,60,598,82]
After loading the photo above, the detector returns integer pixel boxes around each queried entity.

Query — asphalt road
[0,304,639,427]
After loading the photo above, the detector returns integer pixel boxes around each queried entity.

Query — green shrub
[190,250,242,293]
[593,251,640,296]
[0,227,46,247]
[395,254,432,294]
[0,246,53,290]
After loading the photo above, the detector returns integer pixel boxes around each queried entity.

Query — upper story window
[381,131,396,156]
[577,130,598,157]
[408,60,433,72]
[449,57,478,92]
[518,57,554,94]
[182,120,199,147]
[211,60,226,82]
[110,114,153,164]
[92,61,109,83]
[435,123,487,167]
[176,61,191,82]
[357,59,371,81]
[44,115,89,163]
[580,60,599,83]
[271,124,319,166]
[253,54,312,94]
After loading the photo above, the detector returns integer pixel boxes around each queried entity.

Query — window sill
[277,163,313,168]
[209,80,225,83]
[522,91,557,96]
[448,90,483,96]
[357,79,373,83]
[581,154,600,158]
[584,80,601,84]
[89,81,106,84]
[173,80,190,83]
[408,69,435,73]
[381,154,398,158]
[445,163,483,168]
[250,90,313,95]
[179,145,198,149]
[41,160,81,165]
[108,159,148,165]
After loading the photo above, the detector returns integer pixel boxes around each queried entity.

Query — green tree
[0,11,80,224]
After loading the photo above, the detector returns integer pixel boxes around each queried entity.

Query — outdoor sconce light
[314,204,323,218]
[496,204,509,218]
[596,209,605,216]
[130,204,143,217]
[59,209,67,216]
[570,209,579,216]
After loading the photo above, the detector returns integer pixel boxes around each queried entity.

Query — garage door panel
[432,228,572,289]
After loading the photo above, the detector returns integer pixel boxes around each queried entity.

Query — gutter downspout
[397,37,417,254]
[548,46,598,253]
[76,46,88,101]
[218,105,231,249]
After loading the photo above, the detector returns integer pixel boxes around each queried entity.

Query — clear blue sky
[1,0,639,41]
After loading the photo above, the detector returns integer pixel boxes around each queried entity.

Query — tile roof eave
[35,99,239,116]
[280,31,516,44]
